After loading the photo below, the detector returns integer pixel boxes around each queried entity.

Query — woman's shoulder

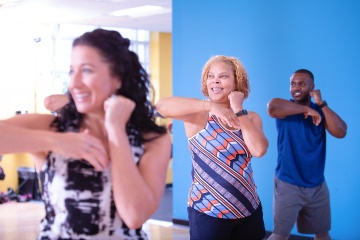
[142,131,171,147]
[142,131,170,143]
[183,111,209,138]
[247,110,260,117]
[246,110,263,122]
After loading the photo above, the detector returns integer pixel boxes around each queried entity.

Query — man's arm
[321,105,347,138]
[267,98,321,125]
[267,98,308,118]
[310,90,347,138]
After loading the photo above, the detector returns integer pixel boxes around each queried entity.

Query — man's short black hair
[294,69,314,82]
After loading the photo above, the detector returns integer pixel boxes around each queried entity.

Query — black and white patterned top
[38,124,147,240]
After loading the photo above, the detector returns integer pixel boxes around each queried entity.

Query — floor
[150,187,313,240]
[0,186,190,240]
[151,185,173,222]
[0,186,313,240]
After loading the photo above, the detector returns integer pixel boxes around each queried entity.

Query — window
[0,23,150,116]
[53,24,150,94]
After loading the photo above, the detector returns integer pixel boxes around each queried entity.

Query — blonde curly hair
[201,55,250,99]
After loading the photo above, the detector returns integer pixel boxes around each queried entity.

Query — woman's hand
[228,91,245,112]
[206,91,246,128]
[104,95,135,129]
[53,129,109,171]
[210,101,241,128]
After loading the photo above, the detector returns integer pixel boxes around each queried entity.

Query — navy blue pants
[188,203,265,240]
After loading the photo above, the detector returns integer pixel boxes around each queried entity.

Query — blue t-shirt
[275,100,326,187]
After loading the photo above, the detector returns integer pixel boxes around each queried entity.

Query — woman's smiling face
[206,61,236,104]
[68,45,120,114]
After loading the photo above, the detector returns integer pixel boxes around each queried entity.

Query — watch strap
[318,101,327,109]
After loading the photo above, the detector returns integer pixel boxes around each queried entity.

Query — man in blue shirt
[267,69,347,240]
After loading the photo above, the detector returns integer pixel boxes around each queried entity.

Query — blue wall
[172,0,360,239]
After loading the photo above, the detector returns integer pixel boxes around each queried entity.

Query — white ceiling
[0,0,172,32]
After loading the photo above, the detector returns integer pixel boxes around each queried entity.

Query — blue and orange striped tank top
[187,114,261,219]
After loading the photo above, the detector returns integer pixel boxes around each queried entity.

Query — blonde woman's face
[206,61,235,103]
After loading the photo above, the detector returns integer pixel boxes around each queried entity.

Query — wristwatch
[318,101,327,109]
[236,109,248,117]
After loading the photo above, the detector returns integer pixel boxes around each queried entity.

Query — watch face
[236,109,248,116]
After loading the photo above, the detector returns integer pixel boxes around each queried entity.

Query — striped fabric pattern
[187,115,260,219]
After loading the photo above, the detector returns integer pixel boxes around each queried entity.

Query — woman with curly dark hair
[0,28,171,239]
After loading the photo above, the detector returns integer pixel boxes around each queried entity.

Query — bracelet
[318,101,327,109]
[236,109,248,117]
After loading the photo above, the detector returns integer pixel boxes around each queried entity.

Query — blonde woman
[156,55,268,240]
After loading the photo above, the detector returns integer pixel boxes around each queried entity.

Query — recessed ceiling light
[112,5,163,17]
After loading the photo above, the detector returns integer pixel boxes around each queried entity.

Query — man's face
[290,72,314,104]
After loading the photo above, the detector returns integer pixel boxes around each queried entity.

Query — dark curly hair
[51,28,166,139]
